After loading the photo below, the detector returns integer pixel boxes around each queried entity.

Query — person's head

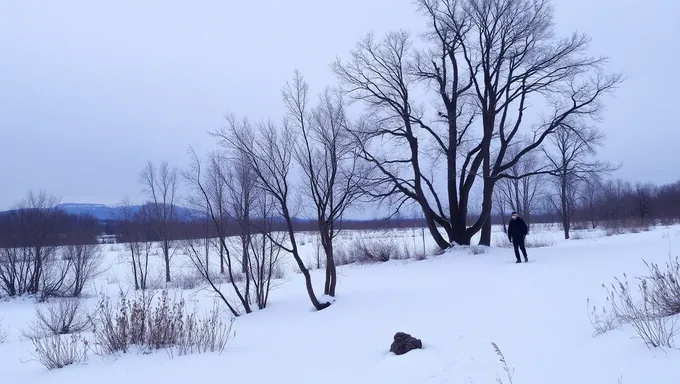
[511,211,518,220]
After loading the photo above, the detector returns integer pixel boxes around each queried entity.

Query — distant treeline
[1,178,679,248]
[0,207,99,248]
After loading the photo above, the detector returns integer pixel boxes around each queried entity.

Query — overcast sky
[1,0,678,211]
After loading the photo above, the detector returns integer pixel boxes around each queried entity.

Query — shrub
[171,301,235,357]
[524,235,555,248]
[0,244,104,300]
[30,333,88,370]
[491,234,554,248]
[88,290,156,355]
[589,257,680,348]
[0,318,7,343]
[587,297,621,337]
[470,245,488,255]
[348,238,399,264]
[603,220,652,237]
[607,276,677,348]
[642,257,680,317]
[23,298,89,339]
[571,231,585,240]
[88,290,234,357]
[169,269,205,290]
[62,244,105,297]
[398,244,412,260]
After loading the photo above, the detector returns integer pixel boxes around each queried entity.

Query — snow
[1,224,680,383]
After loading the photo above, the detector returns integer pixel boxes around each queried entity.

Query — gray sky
[1,0,678,211]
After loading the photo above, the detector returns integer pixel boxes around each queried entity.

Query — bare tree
[247,191,285,309]
[0,191,63,297]
[117,198,151,290]
[463,0,622,245]
[282,71,367,297]
[634,182,656,226]
[493,187,510,234]
[212,116,331,310]
[581,175,602,229]
[183,148,252,316]
[207,153,229,275]
[544,122,616,238]
[334,0,622,248]
[222,147,256,297]
[575,177,680,230]
[139,160,178,283]
[62,243,105,297]
[496,147,544,224]
[333,31,456,249]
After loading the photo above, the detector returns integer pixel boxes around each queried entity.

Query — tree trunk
[324,237,337,297]
[423,205,449,249]
[480,215,492,246]
[560,169,570,239]
[240,235,248,273]
[319,223,337,297]
[219,241,225,274]
[131,247,139,290]
[451,181,472,245]
[478,165,494,246]
[164,240,171,283]
[283,213,329,310]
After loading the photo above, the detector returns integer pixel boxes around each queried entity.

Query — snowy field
[1,224,680,383]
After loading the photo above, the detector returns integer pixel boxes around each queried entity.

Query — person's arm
[508,224,512,241]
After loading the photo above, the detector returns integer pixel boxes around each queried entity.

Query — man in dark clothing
[507,211,529,263]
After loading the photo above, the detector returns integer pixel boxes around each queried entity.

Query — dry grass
[30,333,89,370]
[491,234,554,249]
[524,235,555,248]
[491,342,514,384]
[0,318,7,343]
[22,298,90,339]
[168,269,206,290]
[603,220,653,237]
[335,238,403,265]
[88,289,235,357]
[469,245,489,255]
[588,256,680,349]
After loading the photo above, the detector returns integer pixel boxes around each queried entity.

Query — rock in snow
[389,332,422,355]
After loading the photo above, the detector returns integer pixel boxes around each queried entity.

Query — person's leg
[519,236,528,261]
[512,239,521,262]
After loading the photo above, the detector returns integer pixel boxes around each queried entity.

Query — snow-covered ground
[1,224,679,383]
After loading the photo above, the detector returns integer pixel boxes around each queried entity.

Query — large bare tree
[139,160,178,282]
[282,71,366,297]
[334,0,622,248]
[212,116,331,310]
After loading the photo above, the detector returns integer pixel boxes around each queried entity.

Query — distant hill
[55,203,202,221]
[2,203,339,224]
[56,203,123,221]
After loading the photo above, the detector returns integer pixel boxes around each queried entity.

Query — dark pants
[512,236,528,261]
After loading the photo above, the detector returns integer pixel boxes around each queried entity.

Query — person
[507,211,528,263]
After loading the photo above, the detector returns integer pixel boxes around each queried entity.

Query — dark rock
[389,332,422,355]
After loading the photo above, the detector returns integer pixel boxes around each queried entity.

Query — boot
[516,259,522,263]
[524,257,528,262]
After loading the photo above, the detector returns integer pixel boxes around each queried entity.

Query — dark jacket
[508,217,528,241]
